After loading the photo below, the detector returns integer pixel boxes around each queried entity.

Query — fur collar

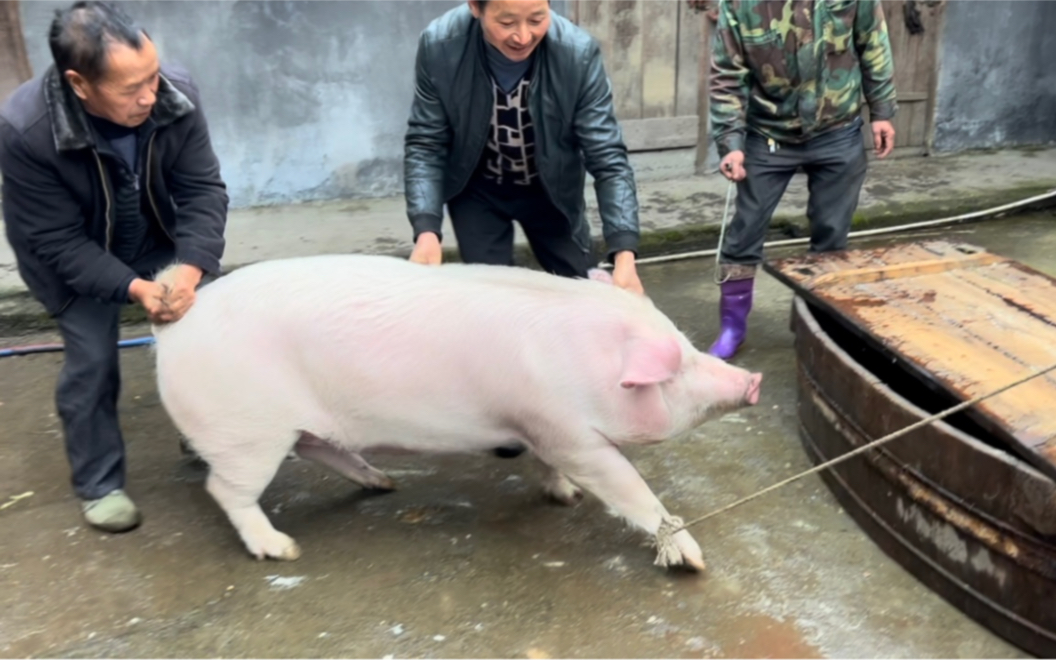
[43,64,195,152]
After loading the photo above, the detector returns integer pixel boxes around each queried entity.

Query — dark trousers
[447,179,591,278]
[55,247,174,500]
[721,118,868,267]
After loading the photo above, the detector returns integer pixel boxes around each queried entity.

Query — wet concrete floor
[2,212,1053,658]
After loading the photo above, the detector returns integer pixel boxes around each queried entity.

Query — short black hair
[48,1,146,82]
[474,0,552,12]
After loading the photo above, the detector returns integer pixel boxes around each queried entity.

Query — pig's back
[152,254,649,445]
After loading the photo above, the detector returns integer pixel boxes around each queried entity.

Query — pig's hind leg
[201,433,303,561]
[540,442,706,572]
[542,466,584,506]
[294,432,396,491]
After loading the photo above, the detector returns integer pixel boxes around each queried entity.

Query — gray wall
[19,0,473,209]
[932,0,1056,153]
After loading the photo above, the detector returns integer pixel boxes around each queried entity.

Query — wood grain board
[765,240,1056,478]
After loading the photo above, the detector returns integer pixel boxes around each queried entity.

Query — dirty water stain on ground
[716,613,823,659]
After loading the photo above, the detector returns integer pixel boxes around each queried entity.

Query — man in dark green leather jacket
[404,0,644,295]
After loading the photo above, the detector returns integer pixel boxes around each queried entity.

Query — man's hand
[160,264,203,322]
[719,150,747,181]
[409,232,443,266]
[129,278,174,324]
[612,251,645,296]
[872,120,895,159]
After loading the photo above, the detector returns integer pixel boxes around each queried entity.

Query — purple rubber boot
[708,277,754,360]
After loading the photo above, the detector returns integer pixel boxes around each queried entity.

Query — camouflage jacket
[709,0,897,156]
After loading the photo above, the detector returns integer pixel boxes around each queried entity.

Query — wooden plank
[609,0,644,120]
[842,275,1056,448]
[765,240,1056,478]
[911,0,942,152]
[897,91,929,102]
[640,0,678,118]
[621,115,699,152]
[903,4,927,148]
[675,0,701,117]
[957,266,1056,321]
[886,1,913,148]
[771,241,992,285]
[806,253,1005,288]
[924,0,948,153]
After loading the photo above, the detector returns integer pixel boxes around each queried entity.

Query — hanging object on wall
[903,0,925,35]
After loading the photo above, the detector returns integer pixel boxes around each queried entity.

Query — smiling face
[470,0,551,62]
[65,34,160,128]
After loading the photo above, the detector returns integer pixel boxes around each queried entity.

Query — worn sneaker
[81,489,142,532]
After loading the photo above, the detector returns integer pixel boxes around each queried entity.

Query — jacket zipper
[92,150,114,252]
[524,70,571,231]
[54,150,114,317]
[143,132,175,242]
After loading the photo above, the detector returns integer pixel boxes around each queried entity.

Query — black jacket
[404,5,640,260]
[0,63,228,315]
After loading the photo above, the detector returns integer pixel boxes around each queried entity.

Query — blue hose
[0,335,155,359]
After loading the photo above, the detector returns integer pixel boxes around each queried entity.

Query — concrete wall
[19,0,479,209]
[932,0,1056,153]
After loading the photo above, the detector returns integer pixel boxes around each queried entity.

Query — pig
[151,254,762,570]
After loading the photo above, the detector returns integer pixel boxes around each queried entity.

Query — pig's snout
[745,372,762,406]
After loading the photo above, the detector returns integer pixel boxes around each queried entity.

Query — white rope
[663,361,1056,537]
[598,188,1056,270]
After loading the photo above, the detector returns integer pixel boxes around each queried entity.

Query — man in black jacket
[404,0,644,295]
[0,1,228,532]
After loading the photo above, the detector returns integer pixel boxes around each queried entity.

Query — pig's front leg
[542,443,705,571]
[294,432,396,491]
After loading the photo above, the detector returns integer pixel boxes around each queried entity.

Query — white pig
[151,255,761,570]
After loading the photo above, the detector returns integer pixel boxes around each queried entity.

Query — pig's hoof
[543,473,583,506]
[652,519,706,573]
[361,475,397,492]
[672,529,706,573]
[249,532,302,561]
[674,553,707,573]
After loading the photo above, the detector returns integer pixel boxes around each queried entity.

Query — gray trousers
[720,118,868,271]
[54,248,174,500]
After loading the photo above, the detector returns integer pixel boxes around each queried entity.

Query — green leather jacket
[403,4,640,260]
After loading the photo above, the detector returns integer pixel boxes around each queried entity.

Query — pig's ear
[619,336,682,388]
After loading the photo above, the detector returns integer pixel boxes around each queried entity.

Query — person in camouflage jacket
[702,0,897,360]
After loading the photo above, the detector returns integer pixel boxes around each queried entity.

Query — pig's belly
[336,411,528,455]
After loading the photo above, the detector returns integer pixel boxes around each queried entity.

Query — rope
[665,361,1056,536]
[712,179,736,285]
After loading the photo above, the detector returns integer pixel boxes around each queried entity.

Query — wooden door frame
[1,0,32,82]
[569,0,704,154]
[694,2,715,174]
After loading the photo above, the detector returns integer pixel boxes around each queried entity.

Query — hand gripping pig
[151,255,762,570]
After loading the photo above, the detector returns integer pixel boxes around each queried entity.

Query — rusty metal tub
[789,294,1056,657]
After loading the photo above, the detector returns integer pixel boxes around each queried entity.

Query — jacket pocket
[741,31,788,92]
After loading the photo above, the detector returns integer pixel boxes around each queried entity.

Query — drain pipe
[1,188,1055,361]
[0,336,155,359]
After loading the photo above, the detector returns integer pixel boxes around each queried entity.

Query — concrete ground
[3,209,1055,658]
